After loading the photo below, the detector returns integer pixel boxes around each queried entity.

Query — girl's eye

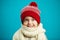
[24,19,29,21]
[32,18,35,21]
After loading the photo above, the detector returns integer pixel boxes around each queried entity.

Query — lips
[27,25,33,27]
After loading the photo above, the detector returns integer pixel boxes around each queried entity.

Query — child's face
[23,16,38,28]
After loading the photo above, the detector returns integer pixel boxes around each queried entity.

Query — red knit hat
[21,2,40,24]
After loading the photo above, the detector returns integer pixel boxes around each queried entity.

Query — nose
[28,20,32,24]
[28,20,32,27]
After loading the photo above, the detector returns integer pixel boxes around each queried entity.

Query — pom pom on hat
[21,2,40,24]
[29,2,37,7]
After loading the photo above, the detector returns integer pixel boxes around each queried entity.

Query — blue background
[0,0,60,40]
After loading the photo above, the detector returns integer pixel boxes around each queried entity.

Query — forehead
[24,16,34,19]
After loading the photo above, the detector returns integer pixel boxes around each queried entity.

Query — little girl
[13,2,47,40]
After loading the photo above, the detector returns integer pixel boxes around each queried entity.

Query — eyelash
[32,19,34,21]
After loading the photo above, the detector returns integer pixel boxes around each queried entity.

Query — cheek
[23,21,28,26]
[33,21,38,27]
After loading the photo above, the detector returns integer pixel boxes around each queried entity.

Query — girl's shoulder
[12,28,22,40]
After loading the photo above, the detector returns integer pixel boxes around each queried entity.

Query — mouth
[27,25,33,27]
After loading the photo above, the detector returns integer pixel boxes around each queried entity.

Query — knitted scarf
[19,23,47,40]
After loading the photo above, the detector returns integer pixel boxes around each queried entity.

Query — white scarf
[19,23,46,40]
[22,25,39,37]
